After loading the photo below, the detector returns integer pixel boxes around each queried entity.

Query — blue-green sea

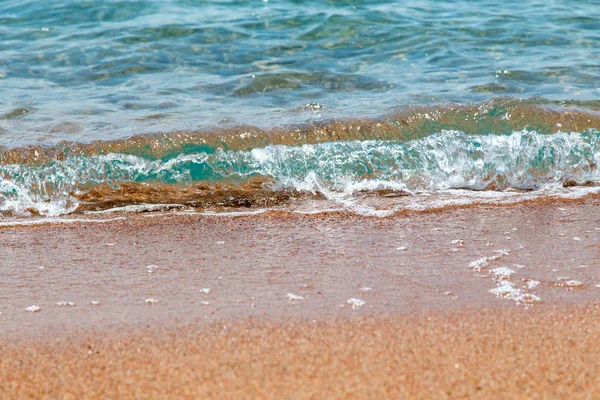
[1,0,600,216]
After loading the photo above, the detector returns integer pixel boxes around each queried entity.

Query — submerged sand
[1,199,599,398]
[1,198,599,335]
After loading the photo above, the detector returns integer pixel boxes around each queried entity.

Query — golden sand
[2,305,600,399]
[1,199,600,398]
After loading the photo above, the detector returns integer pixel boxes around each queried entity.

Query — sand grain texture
[2,306,600,399]
[1,200,600,398]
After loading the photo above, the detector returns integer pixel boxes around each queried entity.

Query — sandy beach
[4,0,600,397]
[1,198,599,398]
[3,306,600,399]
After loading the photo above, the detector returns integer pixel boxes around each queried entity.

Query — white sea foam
[490,281,541,304]
[286,293,304,301]
[526,280,541,289]
[146,265,159,273]
[193,209,269,217]
[3,129,600,217]
[0,216,125,227]
[490,267,516,280]
[87,204,186,214]
[564,280,583,287]
[347,298,366,309]
[469,249,510,271]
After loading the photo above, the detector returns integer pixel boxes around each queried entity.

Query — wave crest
[1,127,599,216]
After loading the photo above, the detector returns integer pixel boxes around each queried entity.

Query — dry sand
[1,198,600,398]
[2,306,600,399]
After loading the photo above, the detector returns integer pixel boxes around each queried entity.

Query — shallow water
[1,202,600,334]
[1,1,599,216]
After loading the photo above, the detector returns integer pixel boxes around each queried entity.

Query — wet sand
[1,199,599,397]
[1,198,599,335]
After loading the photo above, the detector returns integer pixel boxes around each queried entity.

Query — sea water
[1,0,599,216]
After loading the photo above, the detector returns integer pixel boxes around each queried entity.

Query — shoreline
[1,198,599,336]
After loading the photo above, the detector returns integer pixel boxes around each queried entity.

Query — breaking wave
[1,99,600,216]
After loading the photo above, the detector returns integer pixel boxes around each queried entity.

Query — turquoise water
[2,0,599,145]
[1,1,599,215]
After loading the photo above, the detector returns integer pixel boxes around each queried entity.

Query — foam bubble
[526,280,541,289]
[565,280,584,287]
[490,267,516,280]
[347,298,366,309]
[490,281,541,304]
[146,265,159,273]
[469,249,510,271]
[88,204,185,214]
[286,293,304,301]
[0,216,125,227]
